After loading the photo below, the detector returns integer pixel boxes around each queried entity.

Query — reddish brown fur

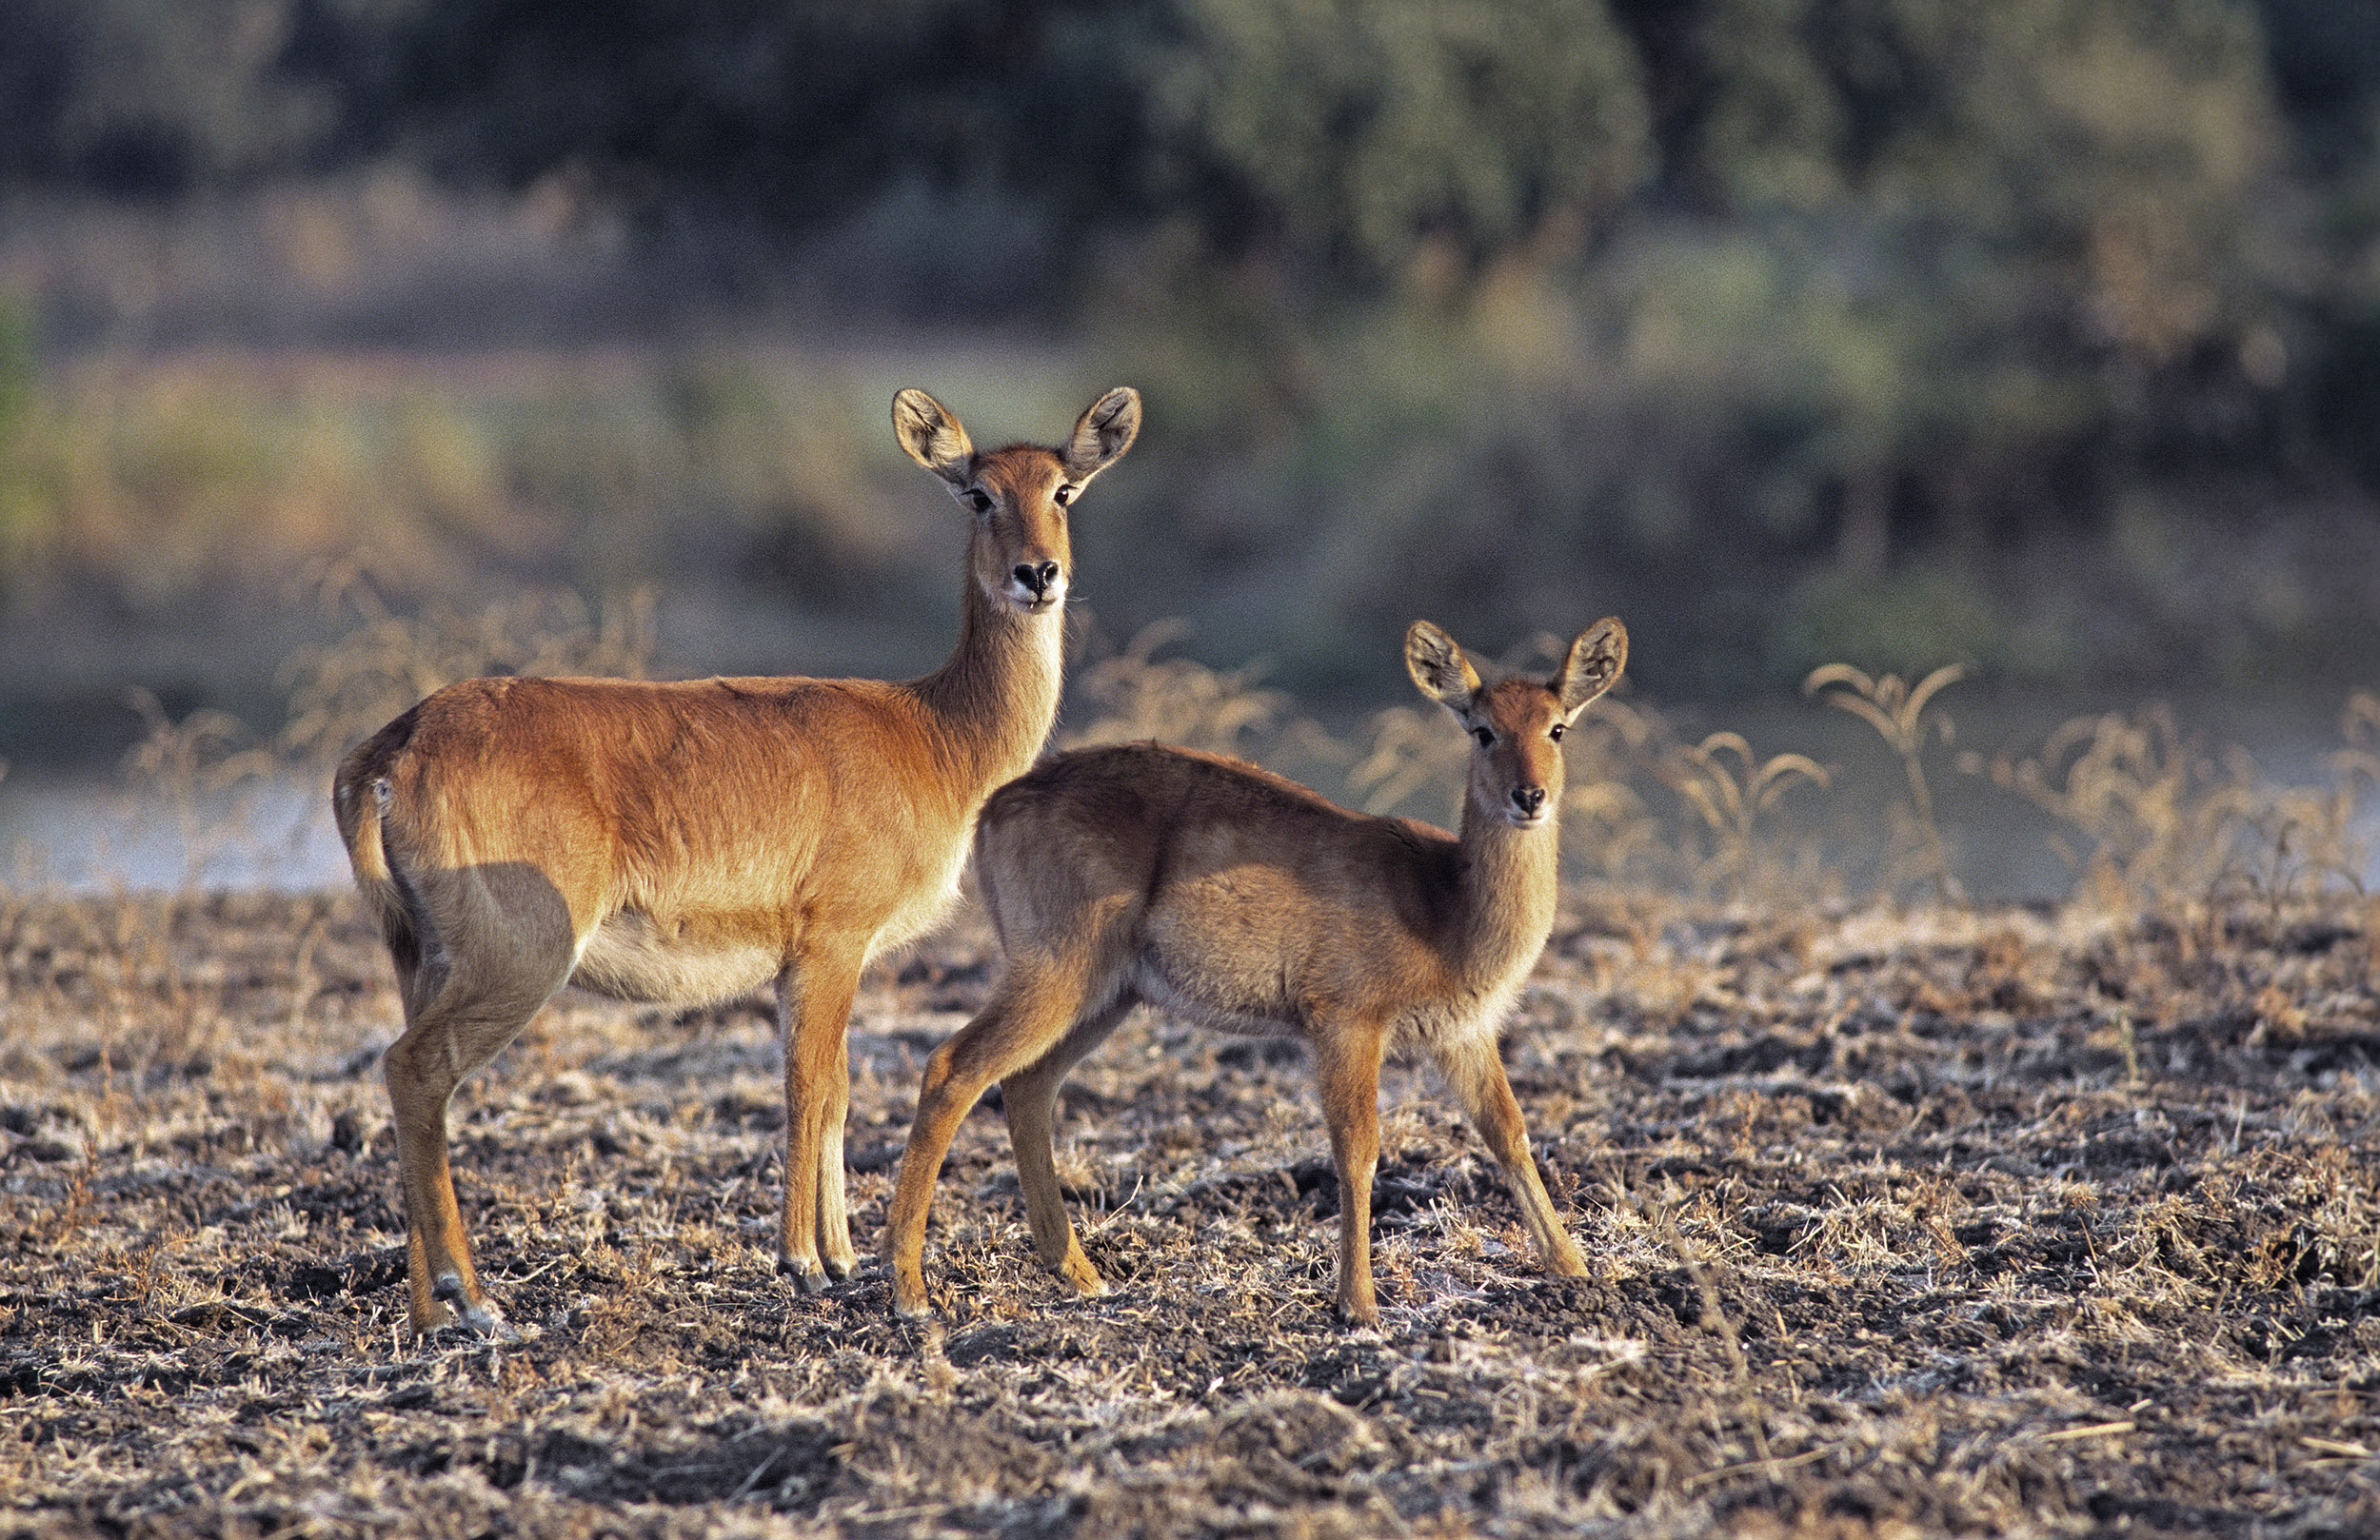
[333,387,1140,1334]
[885,617,1628,1324]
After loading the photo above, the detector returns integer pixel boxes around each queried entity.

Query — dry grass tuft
[7,604,2380,1534]
[3,881,2374,1537]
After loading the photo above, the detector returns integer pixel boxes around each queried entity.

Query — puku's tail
[331,712,430,988]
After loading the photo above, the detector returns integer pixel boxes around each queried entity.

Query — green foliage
[0,349,895,616]
[0,296,36,597]
[0,0,340,193]
[6,0,2380,693]
[1149,0,1650,275]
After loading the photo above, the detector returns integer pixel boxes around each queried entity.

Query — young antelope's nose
[1512,785,1548,818]
[1014,560,1061,597]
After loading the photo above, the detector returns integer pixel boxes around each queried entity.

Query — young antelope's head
[1405,618,1629,831]
[892,386,1141,617]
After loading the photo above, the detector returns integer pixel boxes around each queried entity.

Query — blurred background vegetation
[2,0,2378,766]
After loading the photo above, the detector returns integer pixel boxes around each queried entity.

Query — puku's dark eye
[1472,726,1494,747]
[1054,484,1076,506]
[1549,721,1566,741]
[967,488,994,513]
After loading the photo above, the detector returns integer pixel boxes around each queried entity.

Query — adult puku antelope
[332,386,1140,1333]
[885,616,1625,1324]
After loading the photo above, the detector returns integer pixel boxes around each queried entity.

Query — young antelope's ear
[1405,621,1481,714]
[1553,617,1628,721]
[892,388,976,486]
[1061,387,1141,483]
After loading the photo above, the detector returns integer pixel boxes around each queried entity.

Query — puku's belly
[571,909,782,1004]
[1131,958,1302,1040]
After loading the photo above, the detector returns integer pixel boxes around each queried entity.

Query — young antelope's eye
[967,488,994,514]
[1053,484,1076,506]
[1549,721,1566,741]
[1472,726,1494,747]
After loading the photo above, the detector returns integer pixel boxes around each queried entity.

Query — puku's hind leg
[383,940,575,1334]
[1000,996,1136,1296]
[1434,1033,1588,1278]
[884,954,1107,1317]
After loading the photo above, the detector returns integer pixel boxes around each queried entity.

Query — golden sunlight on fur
[331,386,1140,1333]
[886,616,1627,1324]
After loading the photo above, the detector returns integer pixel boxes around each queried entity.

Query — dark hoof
[426,1273,516,1340]
[776,1255,832,1294]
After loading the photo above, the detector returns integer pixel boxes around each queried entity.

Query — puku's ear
[1061,387,1141,483]
[1404,621,1481,714]
[1553,617,1628,721]
[892,388,975,486]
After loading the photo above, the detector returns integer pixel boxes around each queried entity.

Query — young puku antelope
[332,386,1140,1334]
[885,616,1626,1324]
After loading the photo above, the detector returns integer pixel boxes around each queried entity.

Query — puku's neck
[907,568,1066,795]
[1450,793,1564,989]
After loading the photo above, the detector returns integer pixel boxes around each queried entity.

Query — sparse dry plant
[1657,730,1831,903]
[118,688,283,896]
[1992,703,2236,905]
[1061,619,1296,759]
[1993,699,2375,920]
[276,560,657,771]
[1805,661,1967,903]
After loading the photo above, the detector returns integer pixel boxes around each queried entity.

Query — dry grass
[3,879,2375,1537]
[6,615,2379,1535]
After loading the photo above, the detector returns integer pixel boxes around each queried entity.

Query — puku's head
[892,386,1141,617]
[1404,617,1629,831]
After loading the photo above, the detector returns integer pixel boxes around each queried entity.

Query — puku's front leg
[1436,1032,1588,1278]
[1311,1017,1388,1326]
[776,951,863,1293]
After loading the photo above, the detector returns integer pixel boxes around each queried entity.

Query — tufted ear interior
[892,388,976,486]
[1553,618,1628,721]
[1061,387,1142,482]
[1404,621,1481,715]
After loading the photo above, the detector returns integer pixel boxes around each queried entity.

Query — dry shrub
[1061,619,1297,759]
[1992,697,2377,921]
[1806,661,1967,904]
[1656,732,1831,905]
[277,560,657,772]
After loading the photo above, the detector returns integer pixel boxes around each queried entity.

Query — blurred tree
[281,0,1654,287]
[0,0,338,193]
[0,296,37,592]
[1144,0,1651,278]
[1627,0,2291,569]
[347,1,1159,244]
[2251,0,2380,177]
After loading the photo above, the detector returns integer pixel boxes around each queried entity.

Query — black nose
[1014,561,1060,596]
[1512,785,1547,817]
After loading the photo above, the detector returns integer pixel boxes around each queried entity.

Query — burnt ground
[1,887,2377,1537]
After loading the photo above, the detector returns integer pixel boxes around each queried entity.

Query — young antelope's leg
[1001,997,1136,1297]
[884,958,1101,1317]
[1437,1036,1588,1277]
[1311,1017,1388,1326]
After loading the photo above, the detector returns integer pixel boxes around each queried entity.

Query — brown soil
[2,888,2377,1537]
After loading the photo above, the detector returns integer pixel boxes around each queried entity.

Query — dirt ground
[2,885,2377,1538]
